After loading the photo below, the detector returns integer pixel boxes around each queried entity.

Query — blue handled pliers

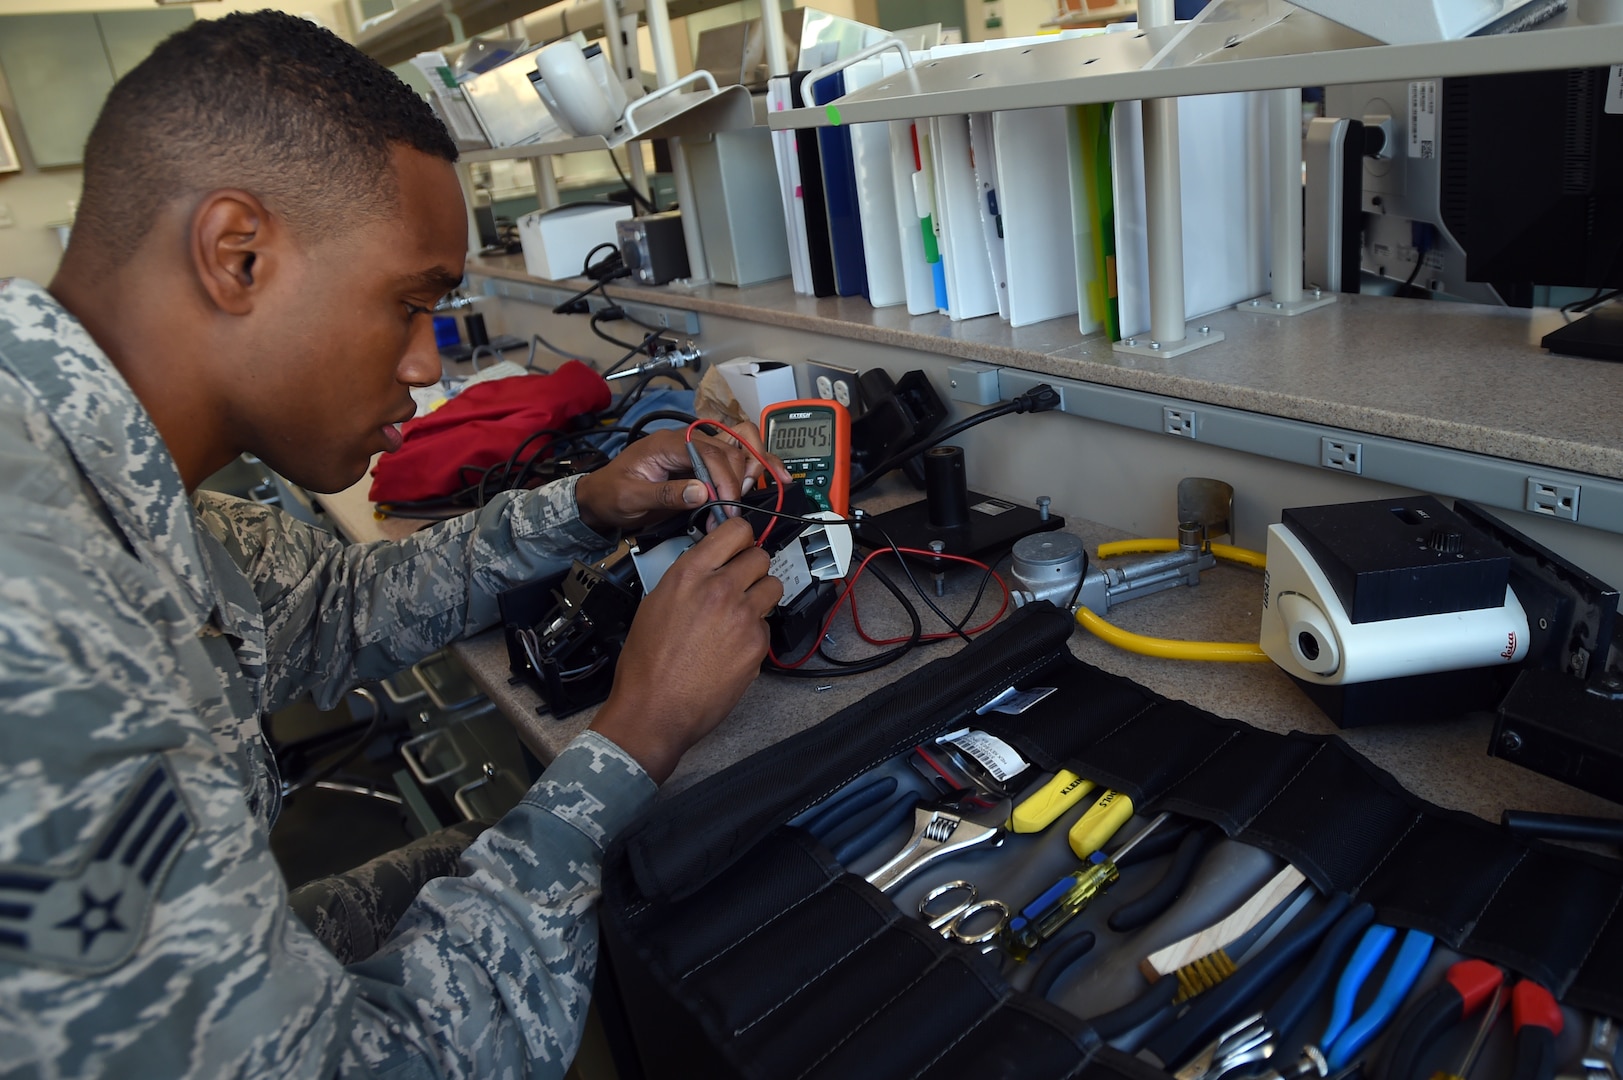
[1319,923,1436,1071]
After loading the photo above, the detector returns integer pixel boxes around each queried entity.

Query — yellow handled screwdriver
[1009,770,1096,834]
[1068,788,1135,859]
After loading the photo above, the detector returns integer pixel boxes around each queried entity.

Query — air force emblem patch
[0,758,194,973]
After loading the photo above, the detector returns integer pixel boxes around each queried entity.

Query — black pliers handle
[1381,959,1504,1080]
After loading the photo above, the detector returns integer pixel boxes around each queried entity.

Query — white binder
[888,119,940,316]
[767,75,812,296]
[842,54,908,308]
[994,106,1080,328]
[968,112,1010,322]
[930,113,999,320]
[1111,91,1273,340]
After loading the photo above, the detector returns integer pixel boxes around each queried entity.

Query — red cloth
[369,360,611,503]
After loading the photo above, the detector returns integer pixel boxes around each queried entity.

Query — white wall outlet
[1525,477,1580,521]
[803,362,861,412]
[1163,406,1196,438]
[0,204,14,229]
[1320,436,1363,473]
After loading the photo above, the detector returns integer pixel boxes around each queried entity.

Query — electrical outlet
[1525,477,1580,521]
[0,204,13,229]
[1163,406,1196,438]
[803,362,861,411]
[1320,436,1363,474]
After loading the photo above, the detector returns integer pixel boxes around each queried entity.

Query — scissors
[918,880,1011,947]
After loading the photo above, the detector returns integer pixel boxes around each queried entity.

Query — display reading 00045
[759,399,851,516]
[768,417,832,454]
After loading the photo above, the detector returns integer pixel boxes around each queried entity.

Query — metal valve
[1010,478,1234,614]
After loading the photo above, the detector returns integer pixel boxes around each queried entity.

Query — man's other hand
[573,425,790,533]
[588,517,782,783]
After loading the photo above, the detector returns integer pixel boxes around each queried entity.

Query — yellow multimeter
[760,399,852,516]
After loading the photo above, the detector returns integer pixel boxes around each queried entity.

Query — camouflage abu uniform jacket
[0,279,657,1079]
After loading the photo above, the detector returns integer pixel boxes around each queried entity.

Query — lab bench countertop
[469,255,1623,484]
[451,507,1621,831]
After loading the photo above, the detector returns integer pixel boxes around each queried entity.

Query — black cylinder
[924,445,969,529]
[1502,809,1623,847]
[464,312,490,348]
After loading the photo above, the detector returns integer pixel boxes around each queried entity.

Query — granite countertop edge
[469,258,1623,482]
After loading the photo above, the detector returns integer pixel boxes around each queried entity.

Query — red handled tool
[1382,959,1505,1080]
[1508,980,1563,1080]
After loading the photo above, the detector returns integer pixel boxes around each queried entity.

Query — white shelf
[461,82,756,161]
[767,6,1623,129]
[354,0,454,68]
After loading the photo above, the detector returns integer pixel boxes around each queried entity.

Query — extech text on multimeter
[759,399,852,516]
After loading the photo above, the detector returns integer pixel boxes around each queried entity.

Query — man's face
[236,146,467,494]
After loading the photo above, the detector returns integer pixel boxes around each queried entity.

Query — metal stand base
[1236,292,1338,317]
[1113,326,1226,359]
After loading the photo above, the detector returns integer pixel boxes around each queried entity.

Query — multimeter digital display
[760,399,851,516]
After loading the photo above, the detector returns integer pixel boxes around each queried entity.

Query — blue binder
[811,72,868,300]
[789,72,837,298]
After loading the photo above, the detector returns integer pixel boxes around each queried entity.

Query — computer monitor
[1437,67,1623,360]
[473,204,500,250]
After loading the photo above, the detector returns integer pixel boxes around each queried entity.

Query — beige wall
[966,0,1061,41]
[0,0,873,283]
[0,0,348,285]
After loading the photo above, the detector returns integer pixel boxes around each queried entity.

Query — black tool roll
[599,604,1623,1080]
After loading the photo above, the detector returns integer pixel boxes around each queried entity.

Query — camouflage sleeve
[0,529,654,1077]
[195,476,614,713]
[345,730,655,1078]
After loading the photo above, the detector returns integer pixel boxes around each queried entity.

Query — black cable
[375,425,639,518]
[552,276,607,315]
[583,242,619,275]
[277,706,384,798]
[877,542,974,645]
[691,503,1010,670]
[609,150,659,214]
[591,312,651,353]
[552,247,629,315]
[850,401,1019,496]
[1397,252,1427,297]
[602,369,692,421]
[798,563,923,677]
[848,384,1061,496]
[526,331,591,368]
[616,306,669,338]
[596,324,666,378]
[1396,228,1434,299]
[944,549,1007,636]
[1563,287,1622,319]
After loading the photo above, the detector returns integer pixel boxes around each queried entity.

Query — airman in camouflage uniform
[0,11,782,1079]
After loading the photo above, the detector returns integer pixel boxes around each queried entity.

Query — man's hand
[588,517,783,783]
[574,425,790,533]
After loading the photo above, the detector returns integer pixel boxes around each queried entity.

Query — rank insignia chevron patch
[0,758,195,973]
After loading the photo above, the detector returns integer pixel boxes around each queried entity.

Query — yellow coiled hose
[1075,539,1270,662]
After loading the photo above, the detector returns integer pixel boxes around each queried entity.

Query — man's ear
[191,190,271,316]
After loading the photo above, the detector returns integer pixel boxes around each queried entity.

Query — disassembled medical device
[500,483,853,716]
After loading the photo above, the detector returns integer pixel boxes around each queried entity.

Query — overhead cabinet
[0,8,192,168]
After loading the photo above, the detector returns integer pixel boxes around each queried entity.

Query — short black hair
[74,9,458,265]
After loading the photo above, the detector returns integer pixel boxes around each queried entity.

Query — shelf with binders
[765,1,1623,131]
